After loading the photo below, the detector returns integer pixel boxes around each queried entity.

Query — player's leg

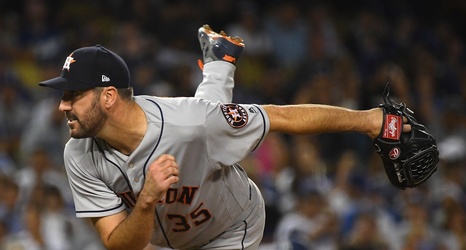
[194,24,245,103]
[199,180,266,250]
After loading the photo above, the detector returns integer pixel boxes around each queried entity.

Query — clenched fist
[140,154,179,204]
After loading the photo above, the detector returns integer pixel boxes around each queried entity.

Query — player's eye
[62,89,92,102]
[62,91,80,101]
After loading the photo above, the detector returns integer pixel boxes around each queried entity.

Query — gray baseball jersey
[63,63,270,249]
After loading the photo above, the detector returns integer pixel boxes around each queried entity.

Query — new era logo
[102,75,110,82]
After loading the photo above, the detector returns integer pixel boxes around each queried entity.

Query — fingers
[141,154,179,203]
[402,116,412,132]
[152,154,176,166]
[147,154,179,185]
[403,124,412,133]
[151,154,178,173]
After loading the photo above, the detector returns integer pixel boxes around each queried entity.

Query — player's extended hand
[141,154,179,203]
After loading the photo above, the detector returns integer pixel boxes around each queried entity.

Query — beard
[69,96,107,139]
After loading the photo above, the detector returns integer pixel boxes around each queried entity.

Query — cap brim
[39,76,95,91]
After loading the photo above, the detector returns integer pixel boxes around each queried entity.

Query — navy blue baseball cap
[39,45,130,91]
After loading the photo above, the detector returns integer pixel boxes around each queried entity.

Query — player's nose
[58,99,71,112]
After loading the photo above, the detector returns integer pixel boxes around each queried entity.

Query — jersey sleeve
[205,103,270,166]
[63,140,125,218]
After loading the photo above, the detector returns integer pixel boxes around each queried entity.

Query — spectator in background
[0,177,23,236]
[339,213,389,250]
[3,163,103,250]
[439,205,466,250]
[225,2,272,58]
[3,185,74,250]
[365,62,411,109]
[411,49,438,126]
[20,94,69,167]
[305,2,344,61]
[346,8,389,82]
[0,220,8,249]
[0,136,16,177]
[224,2,273,104]
[4,203,44,250]
[397,190,447,250]
[274,190,338,250]
[17,0,65,63]
[289,137,332,202]
[264,2,308,70]
[0,72,31,164]
[131,60,176,97]
[327,150,365,219]
[436,100,466,161]
[431,159,466,249]
[13,148,73,211]
[40,185,73,250]
[109,20,158,80]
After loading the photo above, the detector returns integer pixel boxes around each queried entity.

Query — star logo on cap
[62,53,76,71]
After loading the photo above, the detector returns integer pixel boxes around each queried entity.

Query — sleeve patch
[220,104,248,128]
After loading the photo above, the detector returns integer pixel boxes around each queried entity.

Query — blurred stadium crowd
[0,0,465,249]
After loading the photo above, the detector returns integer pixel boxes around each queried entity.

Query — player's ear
[102,87,118,108]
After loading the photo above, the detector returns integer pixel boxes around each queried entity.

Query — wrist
[366,108,383,139]
[137,190,160,211]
